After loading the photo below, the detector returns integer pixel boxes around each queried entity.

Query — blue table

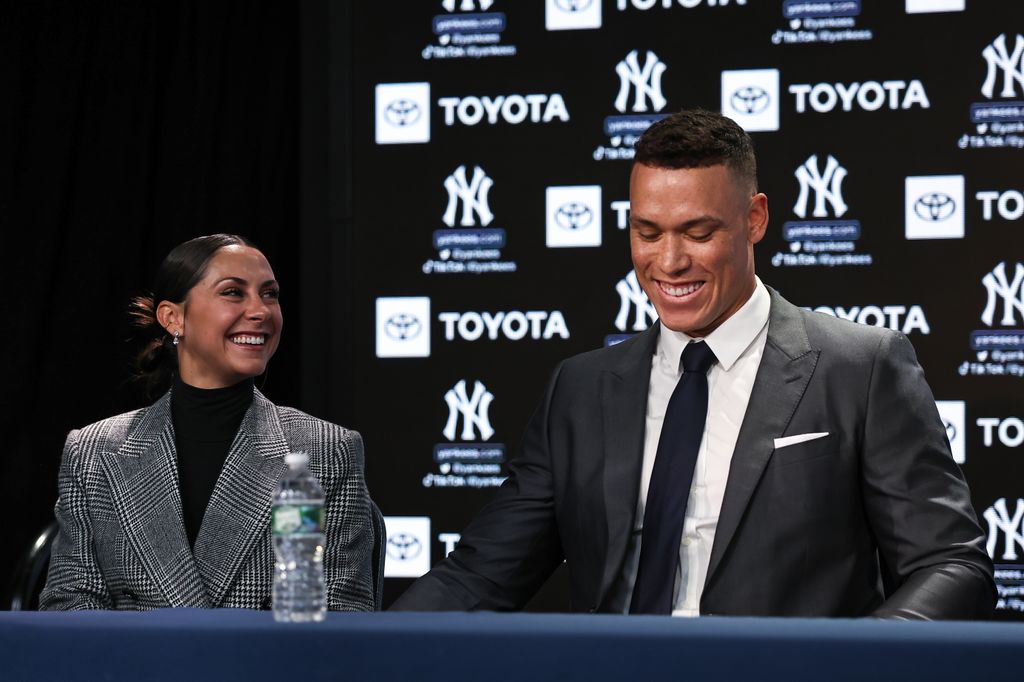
[1,610,1020,682]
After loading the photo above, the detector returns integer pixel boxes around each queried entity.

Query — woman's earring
[173,330,180,346]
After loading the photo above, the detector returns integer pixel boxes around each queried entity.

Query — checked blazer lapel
[704,289,820,589]
[597,326,660,606]
[193,390,289,607]
[99,392,210,608]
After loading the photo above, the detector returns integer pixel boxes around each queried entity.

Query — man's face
[629,162,768,337]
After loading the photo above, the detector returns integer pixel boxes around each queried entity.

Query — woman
[40,234,376,611]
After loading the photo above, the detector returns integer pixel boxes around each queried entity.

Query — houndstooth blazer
[39,389,376,611]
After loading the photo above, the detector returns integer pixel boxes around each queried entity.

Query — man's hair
[633,108,758,193]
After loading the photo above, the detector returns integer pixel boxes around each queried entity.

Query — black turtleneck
[171,375,255,548]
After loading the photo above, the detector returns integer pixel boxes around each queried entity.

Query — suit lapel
[193,390,289,606]
[704,289,820,587]
[598,327,659,604]
[99,392,209,607]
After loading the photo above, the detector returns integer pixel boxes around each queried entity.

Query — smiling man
[392,109,995,619]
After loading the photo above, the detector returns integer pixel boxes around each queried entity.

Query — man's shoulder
[768,287,898,352]
[797,304,899,351]
[560,327,655,375]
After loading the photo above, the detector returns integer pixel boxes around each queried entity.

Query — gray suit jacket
[392,288,995,618]
[40,389,375,611]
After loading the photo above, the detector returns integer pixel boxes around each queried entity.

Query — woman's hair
[129,233,257,398]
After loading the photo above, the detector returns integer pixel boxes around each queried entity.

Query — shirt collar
[656,277,770,373]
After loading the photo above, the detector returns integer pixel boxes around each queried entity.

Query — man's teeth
[231,335,265,345]
[662,282,702,297]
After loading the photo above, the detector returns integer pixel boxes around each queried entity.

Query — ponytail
[127,294,177,399]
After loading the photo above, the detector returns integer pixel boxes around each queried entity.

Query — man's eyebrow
[628,214,723,229]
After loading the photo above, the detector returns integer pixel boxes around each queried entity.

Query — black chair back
[6,521,58,610]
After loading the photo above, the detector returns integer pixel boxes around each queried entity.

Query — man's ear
[747,192,769,245]
[156,300,183,337]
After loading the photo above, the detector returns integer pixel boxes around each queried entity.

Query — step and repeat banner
[347,0,1024,616]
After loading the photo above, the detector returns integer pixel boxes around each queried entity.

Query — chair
[5,520,58,610]
[369,500,385,610]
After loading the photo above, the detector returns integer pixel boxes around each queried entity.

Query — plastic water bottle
[272,452,326,622]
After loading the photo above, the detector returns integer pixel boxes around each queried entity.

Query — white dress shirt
[623,277,770,616]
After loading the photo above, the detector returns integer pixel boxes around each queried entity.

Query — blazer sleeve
[321,428,376,611]
[38,430,113,611]
[860,331,996,620]
[391,364,567,612]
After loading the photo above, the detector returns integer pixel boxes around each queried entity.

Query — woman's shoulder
[257,394,365,468]
[258,394,359,440]
[66,398,168,460]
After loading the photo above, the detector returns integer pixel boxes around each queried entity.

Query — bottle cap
[284,452,309,468]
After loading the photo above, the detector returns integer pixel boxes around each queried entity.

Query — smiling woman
[39,235,378,612]
[153,239,283,391]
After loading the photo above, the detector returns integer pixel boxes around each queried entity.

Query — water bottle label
[272,504,324,536]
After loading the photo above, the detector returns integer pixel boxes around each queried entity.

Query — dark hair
[634,108,758,193]
[129,233,257,398]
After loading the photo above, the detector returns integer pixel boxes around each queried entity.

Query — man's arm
[861,331,995,619]
[391,364,567,611]
[39,430,114,611]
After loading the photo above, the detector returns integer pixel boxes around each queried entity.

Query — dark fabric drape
[0,1,300,599]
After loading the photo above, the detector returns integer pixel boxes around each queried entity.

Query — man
[392,109,994,618]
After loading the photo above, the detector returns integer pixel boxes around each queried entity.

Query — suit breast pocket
[770,433,837,467]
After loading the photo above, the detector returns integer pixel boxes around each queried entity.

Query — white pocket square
[773,432,830,449]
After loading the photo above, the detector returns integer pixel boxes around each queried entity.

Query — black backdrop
[348,1,1024,617]
[0,1,304,598]
[4,1,1023,619]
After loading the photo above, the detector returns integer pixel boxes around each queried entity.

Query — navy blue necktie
[630,340,718,615]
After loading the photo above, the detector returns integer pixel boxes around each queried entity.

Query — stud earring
[173,331,180,346]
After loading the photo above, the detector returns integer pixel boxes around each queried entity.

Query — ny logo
[443,165,494,227]
[614,50,667,113]
[983,498,1024,561]
[793,154,848,219]
[981,262,1024,327]
[442,0,494,11]
[615,270,658,332]
[981,33,1024,99]
[443,380,495,441]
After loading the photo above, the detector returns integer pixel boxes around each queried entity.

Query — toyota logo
[385,99,421,127]
[387,533,422,562]
[555,202,594,230]
[385,313,422,341]
[555,0,593,10]
[914,193,956,222]
[731,86,770,115]
[944,420,957,443]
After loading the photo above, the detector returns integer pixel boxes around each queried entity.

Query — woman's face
[173,245,283,388]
